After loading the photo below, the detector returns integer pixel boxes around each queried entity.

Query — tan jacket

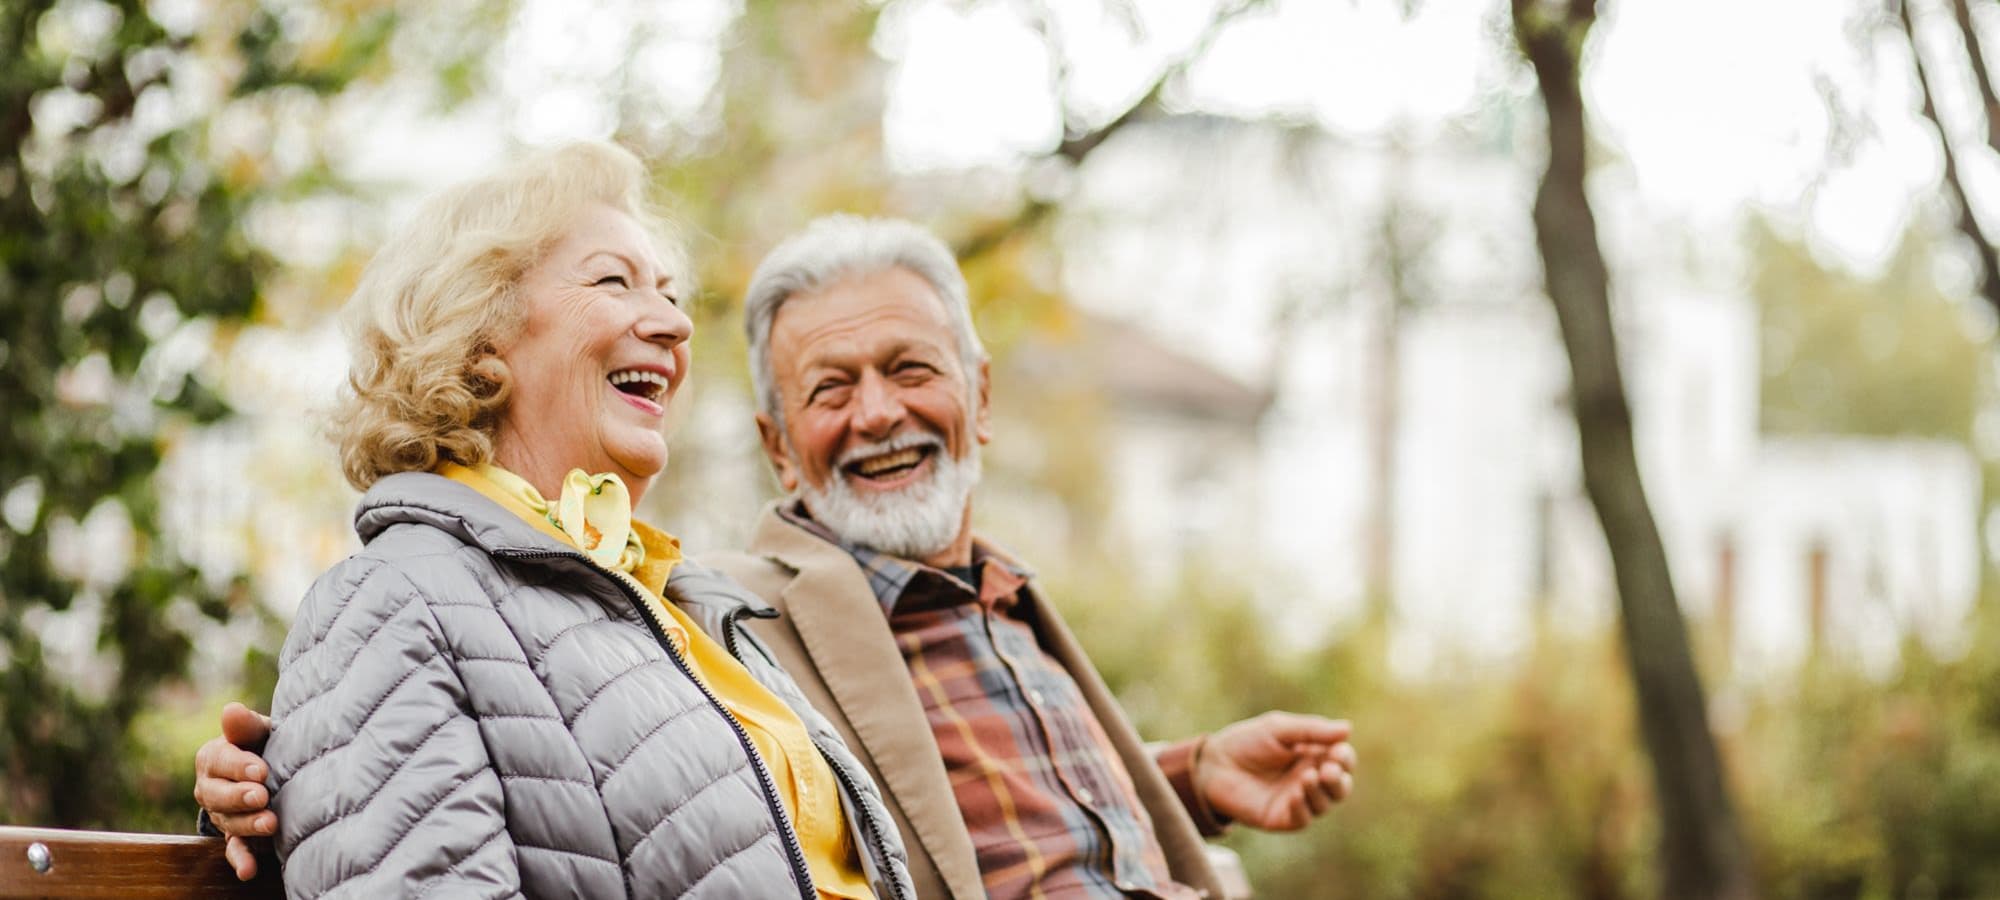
[706,503,1227,900]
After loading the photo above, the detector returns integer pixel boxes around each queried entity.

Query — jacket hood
[354,471,570,557]
[354,471,777,620]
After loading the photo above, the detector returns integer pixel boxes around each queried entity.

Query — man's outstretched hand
[193,701,275,881]
[1196,711,1356,832]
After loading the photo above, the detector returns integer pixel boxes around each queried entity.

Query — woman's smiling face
[492,203,693,502]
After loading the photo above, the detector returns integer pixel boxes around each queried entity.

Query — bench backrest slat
[0,826,281,899]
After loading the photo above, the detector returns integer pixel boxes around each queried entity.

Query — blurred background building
[1042,114,1985,679]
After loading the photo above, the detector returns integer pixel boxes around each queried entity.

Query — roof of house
[1003,309,1272,428]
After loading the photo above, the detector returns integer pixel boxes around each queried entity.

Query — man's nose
[852,371,905,438]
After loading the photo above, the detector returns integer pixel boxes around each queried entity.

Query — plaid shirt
[782,504,1198,900]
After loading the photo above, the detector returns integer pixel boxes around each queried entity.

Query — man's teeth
[609,369,668,401]
[853,447,924,477]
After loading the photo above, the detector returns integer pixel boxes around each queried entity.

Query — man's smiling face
[756,265,990,563]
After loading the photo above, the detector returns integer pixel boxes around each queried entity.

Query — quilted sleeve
[263,557,522,899]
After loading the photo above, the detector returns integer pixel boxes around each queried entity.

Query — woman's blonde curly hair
[330,141,686,491]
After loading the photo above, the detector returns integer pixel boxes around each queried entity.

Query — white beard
[799,431,980,559]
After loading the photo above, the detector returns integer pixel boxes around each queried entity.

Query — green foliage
[0,0,423,829]
[1740,617,2000,899]
[1752,216,1985,442]
[1067,560,2000,898]
[1739,214,2000,898]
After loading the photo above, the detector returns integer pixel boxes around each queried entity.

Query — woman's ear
[469,355,512,401]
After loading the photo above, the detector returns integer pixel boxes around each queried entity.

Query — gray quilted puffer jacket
[263,472,914,899]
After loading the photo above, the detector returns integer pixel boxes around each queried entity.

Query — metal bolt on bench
[0,826,281,899]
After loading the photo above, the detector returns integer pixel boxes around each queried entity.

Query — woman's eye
[594,275,629,288]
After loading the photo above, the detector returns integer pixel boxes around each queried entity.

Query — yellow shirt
[440,463,874,900]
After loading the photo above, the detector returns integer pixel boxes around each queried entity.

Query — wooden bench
[0,825,1245,898]
[0,827,281,899]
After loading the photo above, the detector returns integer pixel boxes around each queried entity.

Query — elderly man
[196,215,1355,899]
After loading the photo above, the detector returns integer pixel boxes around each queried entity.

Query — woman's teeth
[609,369,668,402]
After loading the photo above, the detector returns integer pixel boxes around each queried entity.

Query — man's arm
[1158,712,1357,835]
[193,702,276,881]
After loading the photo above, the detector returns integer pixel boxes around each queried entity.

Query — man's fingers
[193,772,265,817]
[219,703,271,752]
[196,737,269,789]
[224,836,260,882]
[1331,741,1358,774]
[204,809,277,840]
[1302,766,1335,817]
[1259,711,1352,747]
[1292,784,1314,827]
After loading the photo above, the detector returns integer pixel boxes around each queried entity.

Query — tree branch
[1056,0,1258,164]
[954,0,1263,260]
[1903,0,2000,316]
[1947,0,2000,151]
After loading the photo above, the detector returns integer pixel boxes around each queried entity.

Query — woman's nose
[636,297,694,348]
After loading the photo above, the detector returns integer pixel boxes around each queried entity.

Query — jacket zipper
[723,609,910,900]
[721,606,774,663]
[495,548,817,900]
[820,747,910,900]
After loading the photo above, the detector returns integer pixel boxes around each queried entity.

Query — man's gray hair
[743,214,986,423]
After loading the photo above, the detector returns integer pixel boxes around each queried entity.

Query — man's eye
[594,275,629,288]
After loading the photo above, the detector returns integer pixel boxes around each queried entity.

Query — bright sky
[326,0,1952,280]
[874,0,1945,275]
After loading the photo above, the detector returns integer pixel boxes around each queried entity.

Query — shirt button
[1077,788,1095,805]
[1027,689,1045,706]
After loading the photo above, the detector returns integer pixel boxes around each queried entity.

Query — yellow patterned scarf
[474,466,645,573]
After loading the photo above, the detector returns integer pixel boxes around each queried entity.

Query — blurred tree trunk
[1508,2,1755,898]
[1362,229,1404,618]
[1902,0,2000,316]
[1363,183,1432,619]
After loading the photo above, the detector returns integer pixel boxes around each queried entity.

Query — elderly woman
[245,142,911,899]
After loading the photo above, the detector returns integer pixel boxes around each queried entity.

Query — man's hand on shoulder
[1196,711,1356,832]
[193,701,276,881]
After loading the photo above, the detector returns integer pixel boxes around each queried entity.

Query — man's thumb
[220,702,271,751]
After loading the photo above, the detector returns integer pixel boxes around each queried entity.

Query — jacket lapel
[745,508,987,900]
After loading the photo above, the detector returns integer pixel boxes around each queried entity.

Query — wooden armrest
[0,826,281,899]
